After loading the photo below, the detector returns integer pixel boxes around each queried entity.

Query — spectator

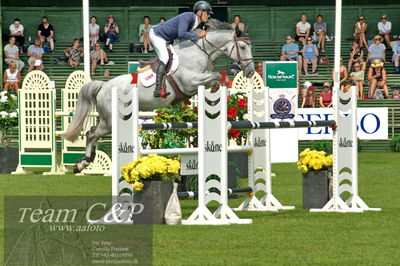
[64,39,84,68]
[295,14,311,46]
[139,16,152,54]
[301,81,315,108]
[319,82,333,108]
[90,43,108,76]
[159,17,166,23]
[348,41,364,74]
[313,15,327,52]
[302,36,318,75]
[391,35,400,73]
[3,62,21,94]
[354,16,368,48]
[104,15,119,52]
[280,35,302,72]
[37,16,55,52]
[255,62,263,76]
[89,16,100,49]
[331,58,348,91]
[350,62,366,99]
[367,35,385,63]
[3,37,25,71]
[27,39,44,72]
[368,58,389,99]
[231,15,245,37]
[9,18,25,52]
[377,14,392,49]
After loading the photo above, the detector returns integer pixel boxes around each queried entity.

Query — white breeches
[149,28,169,65]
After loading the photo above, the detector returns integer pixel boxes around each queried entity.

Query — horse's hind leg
[73,121,111,173]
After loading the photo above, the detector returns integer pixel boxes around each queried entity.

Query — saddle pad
[137,46,180,75]
[139,69,156,87]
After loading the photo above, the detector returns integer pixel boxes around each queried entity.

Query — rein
[192,34,253,70]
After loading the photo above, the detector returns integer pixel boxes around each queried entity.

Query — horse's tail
[61,80,105,142]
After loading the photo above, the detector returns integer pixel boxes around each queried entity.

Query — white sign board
[297,108,388,140]
[180,155,198,175]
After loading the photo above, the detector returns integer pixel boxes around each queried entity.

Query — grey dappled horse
[62,19,255,173]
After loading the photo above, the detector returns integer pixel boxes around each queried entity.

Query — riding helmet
[193,1,213,14]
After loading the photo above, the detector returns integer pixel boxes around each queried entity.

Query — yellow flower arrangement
[297,148,333,174]
[121,154,180,192]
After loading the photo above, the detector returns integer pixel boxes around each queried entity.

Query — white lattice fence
[13,71,61,175]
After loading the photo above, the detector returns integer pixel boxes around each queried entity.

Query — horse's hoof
[73,165,81,173]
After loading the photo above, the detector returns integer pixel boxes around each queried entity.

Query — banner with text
[297,107,388,140]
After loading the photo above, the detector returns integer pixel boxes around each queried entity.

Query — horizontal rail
[140,145,253,156]
[228,120,336,129]
[140,120,336,130]
[55,120,335,137]
[54,111,156,119]
[178,187,253,198]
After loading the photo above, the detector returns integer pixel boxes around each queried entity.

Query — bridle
[192,34,254,71]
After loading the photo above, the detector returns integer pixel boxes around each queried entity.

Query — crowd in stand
[2,12,400,102]
[1,15,171,93]
[282,13,400,103]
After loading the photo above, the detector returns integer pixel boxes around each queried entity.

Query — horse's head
[204,19,255,78]
[229,36,254,78]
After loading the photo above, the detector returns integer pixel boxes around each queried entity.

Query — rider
[149,1,212,97]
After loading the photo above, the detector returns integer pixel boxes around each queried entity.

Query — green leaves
[141,101,198,149]
[0,92,18,142]
[389,135,400,152]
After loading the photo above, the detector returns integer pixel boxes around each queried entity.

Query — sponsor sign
[269,91,297,119]
[297,108,388,140]
[264,61,298,89]
[264,61,299,162]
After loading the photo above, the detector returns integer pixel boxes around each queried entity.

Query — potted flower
[297,148,333,209]
[0,91,19,173]
[121,154,180,224]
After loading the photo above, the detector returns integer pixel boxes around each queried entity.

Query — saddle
[137,47,174,74]
[136,47,189,104]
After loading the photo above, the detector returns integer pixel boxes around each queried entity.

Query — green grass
[1,152,399,265]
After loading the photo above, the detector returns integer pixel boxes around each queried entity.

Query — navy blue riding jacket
[153,12,199,44]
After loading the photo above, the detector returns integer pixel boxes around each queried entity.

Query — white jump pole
[111,76,139,205]
[348,87,381,211]
[332,0,343,211]
[82,0,90,75]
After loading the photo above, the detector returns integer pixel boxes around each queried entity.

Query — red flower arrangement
[237,98,248,109]
[228,129,241,138]
[226,93,249,145]
[228,106,238,119]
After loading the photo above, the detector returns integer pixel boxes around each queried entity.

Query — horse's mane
[205,18,250,39]
[205,18,234,31]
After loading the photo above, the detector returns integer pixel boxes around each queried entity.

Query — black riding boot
[154,62,169,97]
